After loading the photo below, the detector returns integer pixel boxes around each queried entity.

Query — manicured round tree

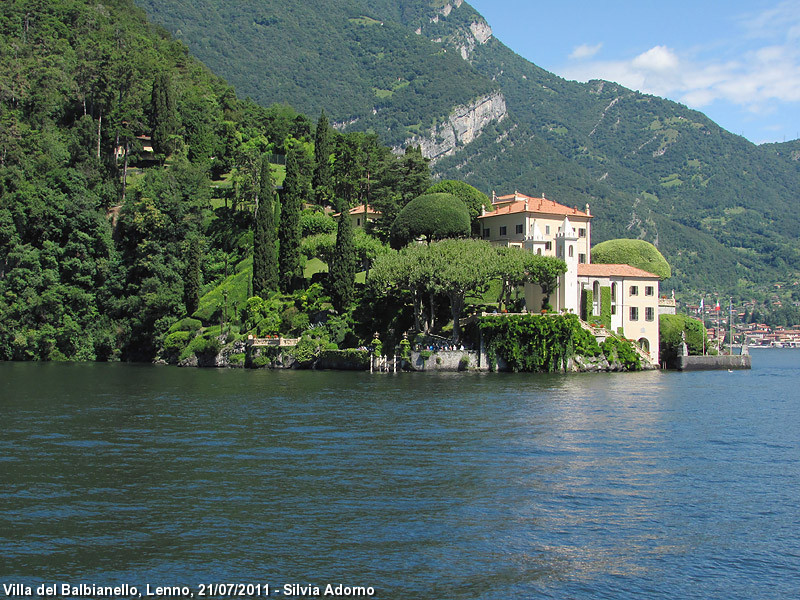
[389,192,470,248]
[592,239,671,279]
[426,180,490,236]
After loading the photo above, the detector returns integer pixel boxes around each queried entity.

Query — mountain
[134,0,800,297]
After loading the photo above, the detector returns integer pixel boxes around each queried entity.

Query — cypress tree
[253,156,278,297]
[312,110,333,205]
[278,144,306,292]
[184,235,202,315]
[329,203,356,313]
[149,72,180,158]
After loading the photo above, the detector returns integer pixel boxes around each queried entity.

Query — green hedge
[599,286,612,329]
[478,314,600,372]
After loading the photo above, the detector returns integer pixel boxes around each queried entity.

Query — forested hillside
[0,0,439,361]
[135,0,800,299]
[136,0,494,146]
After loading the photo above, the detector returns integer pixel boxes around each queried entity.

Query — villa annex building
[478,192,661,364]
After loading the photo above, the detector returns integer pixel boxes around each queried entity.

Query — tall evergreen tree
[312,110,333,205]
[278,143,307,292]
[184,235,202,315]
[149,71,180,158]
[253,156,278,297]
[329,203,356,313]
[332,132,366,207]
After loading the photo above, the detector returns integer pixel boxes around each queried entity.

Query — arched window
[569,245,574,258]
[638,337,650,354]
[593,281,601,316]
[537,248,542,255]
[611,283,617,315]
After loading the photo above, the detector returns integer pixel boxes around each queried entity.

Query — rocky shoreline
[163,345,654,373]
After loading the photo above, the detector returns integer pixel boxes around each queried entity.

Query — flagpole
[701,295,705,355]
[729,297,733,355]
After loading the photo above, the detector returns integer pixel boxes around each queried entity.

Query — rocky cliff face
[416,0,493,61]
[400,90,507,162]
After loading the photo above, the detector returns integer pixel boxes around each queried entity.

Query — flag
[699,298,704,312]
[714,300,721,311]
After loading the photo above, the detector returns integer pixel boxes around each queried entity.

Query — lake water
[2,350,799,599]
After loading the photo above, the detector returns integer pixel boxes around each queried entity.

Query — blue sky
[467,0,800,144]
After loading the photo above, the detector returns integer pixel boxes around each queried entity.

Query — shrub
[479,313,600,372]
[167,317,202,334]
[592,239,671,280]
[162,330,193,361]
[182,335,222,360]
[299,210,336,236]
[389,192,470,248]
[600,336,641,371]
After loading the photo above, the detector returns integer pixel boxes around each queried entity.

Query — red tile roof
[578,264,660,279]
[479,194,591,219]
[333,204,381,217]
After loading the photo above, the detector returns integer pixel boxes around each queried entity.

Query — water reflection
[2,356,800,599]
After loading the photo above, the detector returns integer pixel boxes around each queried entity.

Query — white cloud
[739,0,800,41]
[560,11,800,116]
[569,43,602,60]
[631,46,679,71]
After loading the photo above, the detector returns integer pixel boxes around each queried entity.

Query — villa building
[479,191,661,365]
[334,204,381,229]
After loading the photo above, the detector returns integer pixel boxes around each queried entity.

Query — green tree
[427,180,490,236]
[332,132,366,206]
[312,110,333,205]
[390,192,470,248]
[184,235,202,315]
[329,205,356,313]
[660,313,709,367]
[278,143,307,292]
[528,256,567,310]
[149,71,180,158]
[427,239,498,342]
[592,239,672,280]
[253,156,278,297]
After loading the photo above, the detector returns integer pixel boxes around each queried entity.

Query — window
[630,307,639,321]
[611,283,617,315]
[578,228,586,237]
[537,248,542,255]
[568,246,574,258]
[645,307,655,321]
[545,225,550,235]
[630,286,638,296]
[499,226,507,236]
[357,218,361,226]
[545,241,552,251]
[645,286,654,296]
[515,223,524,234]
[579,253,586,264]
[482,228,490,239]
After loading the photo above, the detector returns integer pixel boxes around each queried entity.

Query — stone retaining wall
[676,355,751,371]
